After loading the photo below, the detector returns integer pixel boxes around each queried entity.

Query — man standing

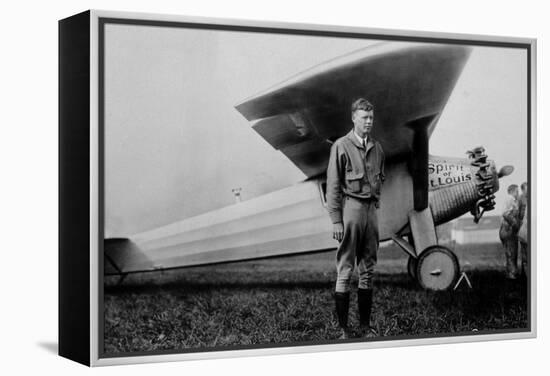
[499,184,520,279]
[326,98,385,339]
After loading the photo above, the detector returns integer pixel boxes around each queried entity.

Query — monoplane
[105,42,513,290]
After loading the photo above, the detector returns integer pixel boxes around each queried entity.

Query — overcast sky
[104,24,527,238]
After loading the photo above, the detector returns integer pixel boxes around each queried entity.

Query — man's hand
[333,223,344,242]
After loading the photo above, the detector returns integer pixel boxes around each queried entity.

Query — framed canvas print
[59,9,536,366]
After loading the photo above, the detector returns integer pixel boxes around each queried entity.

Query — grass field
[103,242,529,354]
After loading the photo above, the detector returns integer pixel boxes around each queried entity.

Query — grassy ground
[103,242,529,354]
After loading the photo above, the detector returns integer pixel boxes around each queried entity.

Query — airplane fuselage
[106,153,502,274]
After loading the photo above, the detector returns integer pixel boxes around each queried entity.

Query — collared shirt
[353,131,368,148]
[326,130,385,224]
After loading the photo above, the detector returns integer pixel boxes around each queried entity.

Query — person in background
[499,184,520,279]
[517,182,528,277]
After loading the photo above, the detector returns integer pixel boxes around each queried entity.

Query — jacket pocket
[345,171,364,193]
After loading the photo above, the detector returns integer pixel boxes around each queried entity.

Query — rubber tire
[416,245,460,291]
[407,256,418,280]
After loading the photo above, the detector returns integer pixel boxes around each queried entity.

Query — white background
[1,0,547,374]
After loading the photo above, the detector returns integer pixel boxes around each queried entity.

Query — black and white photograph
[96,14,533,358]
[5,0,550,374]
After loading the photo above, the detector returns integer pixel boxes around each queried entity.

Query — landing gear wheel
[407,256,418,280]
[416,246,460,291]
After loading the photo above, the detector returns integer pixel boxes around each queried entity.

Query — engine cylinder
[429,181,479,225]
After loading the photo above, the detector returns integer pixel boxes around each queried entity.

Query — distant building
[451,216,501,244]
[380,215,501,249]
[436,221,454,245]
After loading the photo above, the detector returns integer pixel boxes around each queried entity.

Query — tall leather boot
[334,292,351,339]
[358,288,377,338]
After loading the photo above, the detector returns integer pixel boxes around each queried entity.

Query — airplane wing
[235,42,472,179]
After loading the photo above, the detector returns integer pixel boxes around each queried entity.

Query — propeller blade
[498,165,515,178]
[407,114,438,211]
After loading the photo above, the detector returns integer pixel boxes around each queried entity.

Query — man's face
[512,188,519,200]
[352,109,374,138]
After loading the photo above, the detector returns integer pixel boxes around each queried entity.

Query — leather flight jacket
[326,130,385,224]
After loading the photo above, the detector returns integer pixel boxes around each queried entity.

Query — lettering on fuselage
[428,158,473,190]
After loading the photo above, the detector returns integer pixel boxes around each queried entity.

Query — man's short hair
[351,98,374,115]
[521,182,528,192]
[507,184,518,194]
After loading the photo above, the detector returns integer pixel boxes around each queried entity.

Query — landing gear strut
[394,209,461,291]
